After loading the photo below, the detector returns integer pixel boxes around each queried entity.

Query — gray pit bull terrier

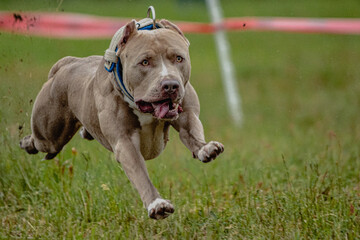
[20,17,224,220]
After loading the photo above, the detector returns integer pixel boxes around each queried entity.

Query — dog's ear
[159,19,190,46]
[118,20,137,50]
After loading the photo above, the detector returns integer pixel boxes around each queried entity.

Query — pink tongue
[153,102,170,119]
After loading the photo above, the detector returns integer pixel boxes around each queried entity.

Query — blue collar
[105,24,160,102]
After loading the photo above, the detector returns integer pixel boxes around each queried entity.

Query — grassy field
[1,0,360,239]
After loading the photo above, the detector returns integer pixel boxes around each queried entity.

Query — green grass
[1,0,360,239]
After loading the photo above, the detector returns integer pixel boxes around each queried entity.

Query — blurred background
[0,0,359,238]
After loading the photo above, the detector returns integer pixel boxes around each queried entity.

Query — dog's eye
[176,56,183,63]
[141,59,149,66]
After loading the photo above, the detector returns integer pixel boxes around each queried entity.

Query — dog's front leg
[172,84,224,163]
[174,112,224,163]
[113,132,174,219]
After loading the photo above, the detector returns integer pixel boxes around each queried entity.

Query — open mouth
[136,99,183,119]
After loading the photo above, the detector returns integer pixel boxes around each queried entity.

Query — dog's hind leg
[31,116,81,160]
[23,78,82,160]
[31,119,81,160]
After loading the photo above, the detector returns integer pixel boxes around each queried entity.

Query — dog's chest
[132,107,169,160]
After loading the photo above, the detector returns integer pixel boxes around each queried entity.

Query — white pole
[205,0,243,126]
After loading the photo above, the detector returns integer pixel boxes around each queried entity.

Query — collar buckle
[147,6,156,29]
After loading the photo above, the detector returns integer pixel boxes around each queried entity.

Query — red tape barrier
[1,11,360,39]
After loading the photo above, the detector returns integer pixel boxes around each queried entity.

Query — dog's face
[117,20,191,120]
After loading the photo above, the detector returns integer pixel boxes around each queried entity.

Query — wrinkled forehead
[124,29,189,57]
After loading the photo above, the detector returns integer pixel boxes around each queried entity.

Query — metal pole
[205,0,243,126]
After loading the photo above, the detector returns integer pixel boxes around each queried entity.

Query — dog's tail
[48,56,78,80]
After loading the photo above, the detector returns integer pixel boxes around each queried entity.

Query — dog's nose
[161,80,179,94]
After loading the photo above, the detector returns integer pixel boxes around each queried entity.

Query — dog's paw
[20,135,38,154]
[148,198,174,220]
[196,141,224,163]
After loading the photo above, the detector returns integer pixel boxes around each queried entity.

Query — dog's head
[116,19,191,120]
